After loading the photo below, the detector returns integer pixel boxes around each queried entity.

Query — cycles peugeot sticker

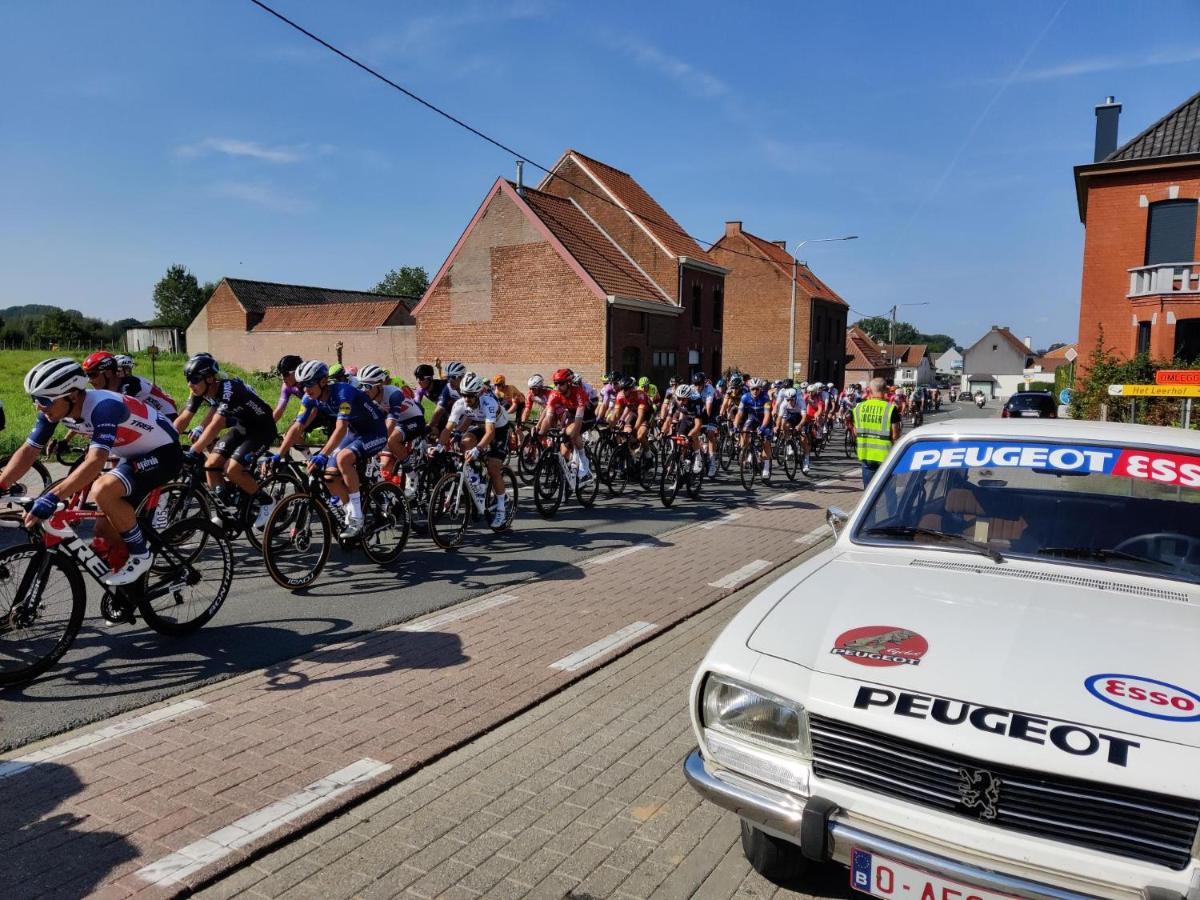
[1085,674,1200,722]
[831,626,928,667]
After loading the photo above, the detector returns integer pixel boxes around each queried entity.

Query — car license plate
[850,848,1016,900]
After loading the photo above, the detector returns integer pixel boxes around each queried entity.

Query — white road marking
[796,526,828,546]
[0,699,207,782]
[767,491,804,504]
[842,468,860,477]
[815,479,837,487]
[700,512,742,529]
[136,758,391,886]
[401,593,518,632]
[549,621,656,672]
[584,543,649,566]
[708,559,772,589]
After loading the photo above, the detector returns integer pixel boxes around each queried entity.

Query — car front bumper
[683,748,1196,900]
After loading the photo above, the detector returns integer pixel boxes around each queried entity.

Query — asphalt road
[0,401,981,751]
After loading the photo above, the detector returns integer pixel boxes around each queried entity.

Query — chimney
[1093,96,1121,162]
[724,220,742,238]
[515,159,524,196]
[1023,335,1032,349]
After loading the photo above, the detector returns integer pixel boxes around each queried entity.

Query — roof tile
[733,229,849,307]
[253,300,402,331]
[1108,90,1200,162]
[225,278,417,314]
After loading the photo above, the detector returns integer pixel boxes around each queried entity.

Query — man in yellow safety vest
[850,377,902,487]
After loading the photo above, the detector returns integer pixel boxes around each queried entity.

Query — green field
[0,350,281,455]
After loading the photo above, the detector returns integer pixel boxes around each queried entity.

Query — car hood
[747,549,1200,751]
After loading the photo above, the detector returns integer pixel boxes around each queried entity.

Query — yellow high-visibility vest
[853,399,895,463]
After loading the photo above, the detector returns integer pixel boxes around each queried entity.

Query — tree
[852,316,920,345]
[374,266,429,298]
[35,308,98,346]
[153,264,206,330]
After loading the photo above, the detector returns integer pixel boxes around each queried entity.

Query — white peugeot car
[684,419,1200,900]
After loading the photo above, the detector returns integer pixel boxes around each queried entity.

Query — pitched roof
[969,325,1034,360]
[846,325,889,370]
[1107,90,1200,162]
[1040,342,1077,360]
[721,228,849,307]
[518,185,671,305]
[255,300,403,332]
[891,343,929,365]
[555,150,716,263]
[224,278,418,314]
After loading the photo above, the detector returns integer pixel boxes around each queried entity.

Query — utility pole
[788,235,858,377]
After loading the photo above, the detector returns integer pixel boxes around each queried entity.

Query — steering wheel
[1113,532,1200,567]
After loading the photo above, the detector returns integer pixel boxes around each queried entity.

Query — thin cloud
[212,181,310,213]
[1013,46,1200,82]
[362,1,547,61]
[177,138,308,164]
[608,34,730,100]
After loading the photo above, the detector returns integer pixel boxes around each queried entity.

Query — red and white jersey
[121,375,178,417]
[546,385,590,420]
[29,390,177,458]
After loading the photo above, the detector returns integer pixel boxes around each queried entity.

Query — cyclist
[596,373,620,421]
[538,368,593,483]
[358,363,425,486]
[719,373,744,419]
[638,376,659,403]
[329,364,349,384]
[668,384,708,474]
[734,377,773,479]
[691,372,720,476]
[273,354,304,423]
[428,361,466,435]
[174,353,279,532]
[611,376,652,455]
[775,386,810,476]
[114,354,135,377]
[492,375,525,419]
[83,350,178,417]
[274,360,388,539]
[1,358,183,586]
[522,374,553,428]
[441,372,510,528]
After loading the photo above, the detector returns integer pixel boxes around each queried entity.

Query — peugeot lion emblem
[957,766,1001,820]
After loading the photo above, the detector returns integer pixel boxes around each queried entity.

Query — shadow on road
[262,628,466,690]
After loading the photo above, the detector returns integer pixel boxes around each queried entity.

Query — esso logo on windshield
[1085,674,1200,722]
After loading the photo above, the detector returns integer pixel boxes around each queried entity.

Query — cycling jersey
[578,380,599,404]
[546,385,590,421]
[120,375,177,417]
[187,378,274,432]
[29,390,178,457]
[436,382,461,411]
[298,381,385,436]
[614,389,651,417]
[599,383,618,407]
[776,396,803,421]
[448,392,510,429]
[739,391,771,419]
[495,384,525,409]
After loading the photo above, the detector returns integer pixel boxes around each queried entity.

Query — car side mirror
[826,506,849,539]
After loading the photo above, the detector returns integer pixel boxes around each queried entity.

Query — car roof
[904,418,1200,452]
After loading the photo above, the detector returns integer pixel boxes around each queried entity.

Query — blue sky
[3,0,1200,349]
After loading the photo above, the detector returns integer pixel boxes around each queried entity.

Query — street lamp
[789,235,858,378]
[888,301,930,385]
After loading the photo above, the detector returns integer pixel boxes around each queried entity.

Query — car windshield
[853,437,1200,584]
[1008,394,1053,411]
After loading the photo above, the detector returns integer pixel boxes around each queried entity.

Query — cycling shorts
[468,423,510,461]
[673,415,697,435]
[213,424,275,466]
[111,441,183,508]
[393,417,427,442]
[335,423,388,461]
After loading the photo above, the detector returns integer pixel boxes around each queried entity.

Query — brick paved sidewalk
[0,470,861,899]
[197,563,855,900]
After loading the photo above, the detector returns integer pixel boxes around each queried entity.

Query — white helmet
[827,382,836,389]
[295,360,329,387]
[445,361,466,379]
[25,357,88,401]
[782,388,797,400]
[799,381,808,389]
[527,374,544,389]
[807,382,821,393]
[677,384,698,400]
[357,364,388,386]
[115,354,134,370]
[748,377,766,389]
[460,372,485,395]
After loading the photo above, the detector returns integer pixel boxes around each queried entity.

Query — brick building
[186,278,417,373]
[708,221,849,385]
[536,150,727,381]
[413,178,675,386]
[1075,91,1200,365]
[845,325,893,386]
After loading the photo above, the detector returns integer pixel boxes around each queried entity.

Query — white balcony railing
[1128,262,1200,297]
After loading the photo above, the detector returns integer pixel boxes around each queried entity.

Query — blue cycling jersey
[298,381,384,435]
[739,390,771,418]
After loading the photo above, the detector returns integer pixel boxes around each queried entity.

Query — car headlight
[701,673,811,758]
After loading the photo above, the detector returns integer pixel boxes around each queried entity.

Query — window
[621,346,641,374]
[652,351,676,368]
[712,349,721,376]
[1175,319,1200,362]
[691,284,702,327]
[1136,321,1152,355]
[713,286,723,331]
[1145,199,1198,266]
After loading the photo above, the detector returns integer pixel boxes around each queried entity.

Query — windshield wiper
[864,525,1004,563]
[1037,546,1172,570]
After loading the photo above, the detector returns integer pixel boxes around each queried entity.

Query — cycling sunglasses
[32,395,58,408]
[186,374,210,385]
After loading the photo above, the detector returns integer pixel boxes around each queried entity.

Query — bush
[1070,328,1200,428]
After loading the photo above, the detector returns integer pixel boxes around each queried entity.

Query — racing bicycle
[532,428,598,517]
[426,451,518,549]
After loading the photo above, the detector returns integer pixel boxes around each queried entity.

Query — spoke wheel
[575,449,599,508]
[605,448,629,497]
[361,481,410,564]
[239,473,299,554]
[518,434,541,485]
[428,472,471,549]
[844,427,854,459]
[532,453,564,518]
[637,445,658,491]
[739,443,759,490]
[486,468,519,532]
[138,517,233,635]
[0,458,52,498]
[781,436,799,481]
[659,451,680,508]
[685,453,705,500]
[0,546,85,687]
[263,494,332,590]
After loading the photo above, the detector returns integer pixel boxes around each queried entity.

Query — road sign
[1108,383,1200,398]
[1155,369,1200,385]
[1059,388,1072,404]
[1063,347,1078,363]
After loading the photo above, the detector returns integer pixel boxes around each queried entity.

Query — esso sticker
[1085,674,1200,722]
[1112,450,1200,490]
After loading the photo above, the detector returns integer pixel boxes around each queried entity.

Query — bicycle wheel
[637,444,658,491]
[739,442,758,490]
[263,493,333,590]
[239,472,300,553]
[428,472,470,549]
[575,451,599,508]
[0,545,86,687]
[685,452,705,500]
[150,480,212,531]
[518,433,541,485]
[844,426,854,459]
[0,456,51,497]
[659,450,680,508]
[138,518,233,635]
[532,453,563,518]
[593,434,615,485]
[605,447,629,497]
[361,481,409,564]
[486,467,519,532]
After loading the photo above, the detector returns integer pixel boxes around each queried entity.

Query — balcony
[1128,262,1200,297]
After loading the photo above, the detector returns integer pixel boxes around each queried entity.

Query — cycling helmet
[668,377,678,387]
[295,360,329,387]
[799,381,809,389]
[748,378,766,389]
[460,372,485,395]
[527,374,545,389]
[82,350,117,375]
[782,388,797,400]
[184,353,219,382]
[677,384,698,400]
[691,371,706,386]
[716,378,726,389]
[115,354,134,371]
[807,382,821,393]
[414,363,435,380]
[493,374,506,387]
[329,363,346,377]
[347,366,359,376]
[637,376,650,388]
[26,357,89,401]
[827,382,836,389]
[729,374,744,387]
[552,367,573,385]
[618,375,636,390]
[571,372,583,385]
[783,378,794,389]
[445,361,467,379]
[357,364,388,386]
[277,354,302,376]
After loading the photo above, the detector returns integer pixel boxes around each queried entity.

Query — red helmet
[83,350,117,375]
[552,367,574,385]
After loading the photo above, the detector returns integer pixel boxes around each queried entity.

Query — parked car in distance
[1001,390,1056,418]
[683,419,1200,900]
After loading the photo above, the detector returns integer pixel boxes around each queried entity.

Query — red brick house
[708,221,849,385]
[845,325,893,386]
[413,178,676,386]
[536,150,727,381]
[1075,91,1200,364]
[186,278,416,373]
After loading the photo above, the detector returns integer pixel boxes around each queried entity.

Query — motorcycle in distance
[974,391,987,409]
